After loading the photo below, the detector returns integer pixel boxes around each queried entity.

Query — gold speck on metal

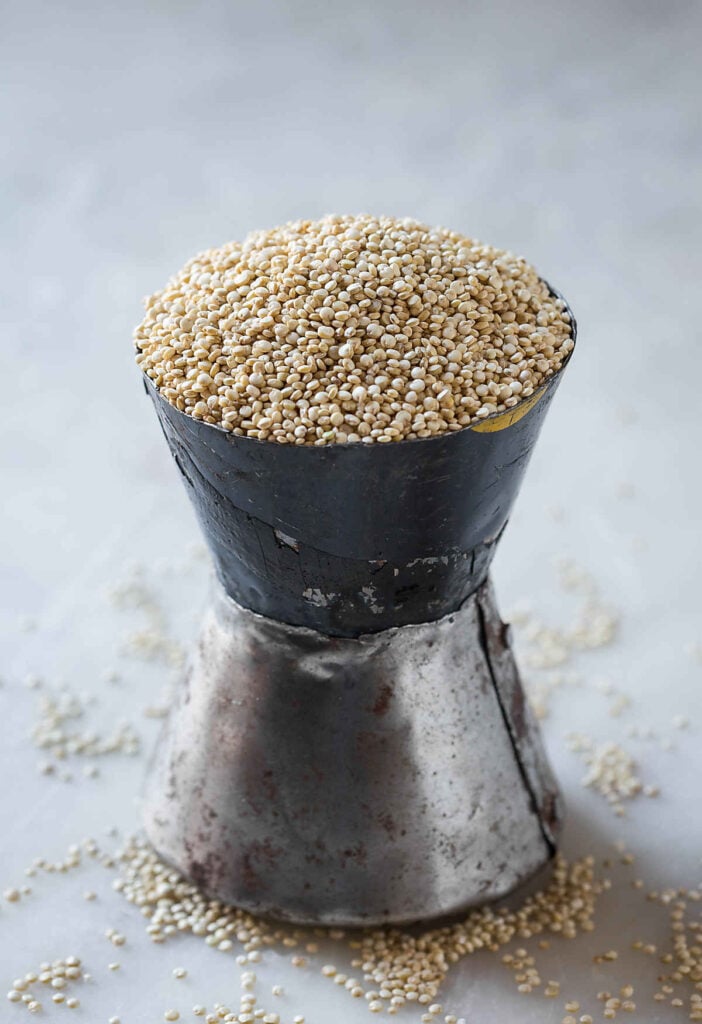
[471,387,547,433]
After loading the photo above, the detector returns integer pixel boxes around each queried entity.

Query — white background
[1,1,701,1021]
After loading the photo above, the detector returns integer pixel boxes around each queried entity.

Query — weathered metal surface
[143,286,576,637]
[142,578,562,925]
[476,579,564,847]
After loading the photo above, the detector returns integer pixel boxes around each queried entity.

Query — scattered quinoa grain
[112,836,600,1018]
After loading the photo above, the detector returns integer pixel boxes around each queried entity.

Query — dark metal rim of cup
[138,281,576,449]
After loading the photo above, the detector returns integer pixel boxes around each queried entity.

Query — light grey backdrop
[1,2,701,1021]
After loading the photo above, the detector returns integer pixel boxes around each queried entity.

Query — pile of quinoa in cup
[135,214,573,444]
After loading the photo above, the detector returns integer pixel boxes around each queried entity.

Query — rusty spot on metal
[376,810,396,838]
[340,842,368,867]
[261,769,277,802]
[510,684,527,742]
[540,789,560,834]
[372,682,394,715]
[240,852,262,892]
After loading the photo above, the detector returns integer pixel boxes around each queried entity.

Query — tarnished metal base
[142,576,563,925]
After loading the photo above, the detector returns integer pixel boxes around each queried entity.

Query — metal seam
[475,592,556,857]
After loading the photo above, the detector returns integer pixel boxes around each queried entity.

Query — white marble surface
[1,1,701,1021]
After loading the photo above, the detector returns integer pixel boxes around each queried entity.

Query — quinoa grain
[135,215,572,444]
